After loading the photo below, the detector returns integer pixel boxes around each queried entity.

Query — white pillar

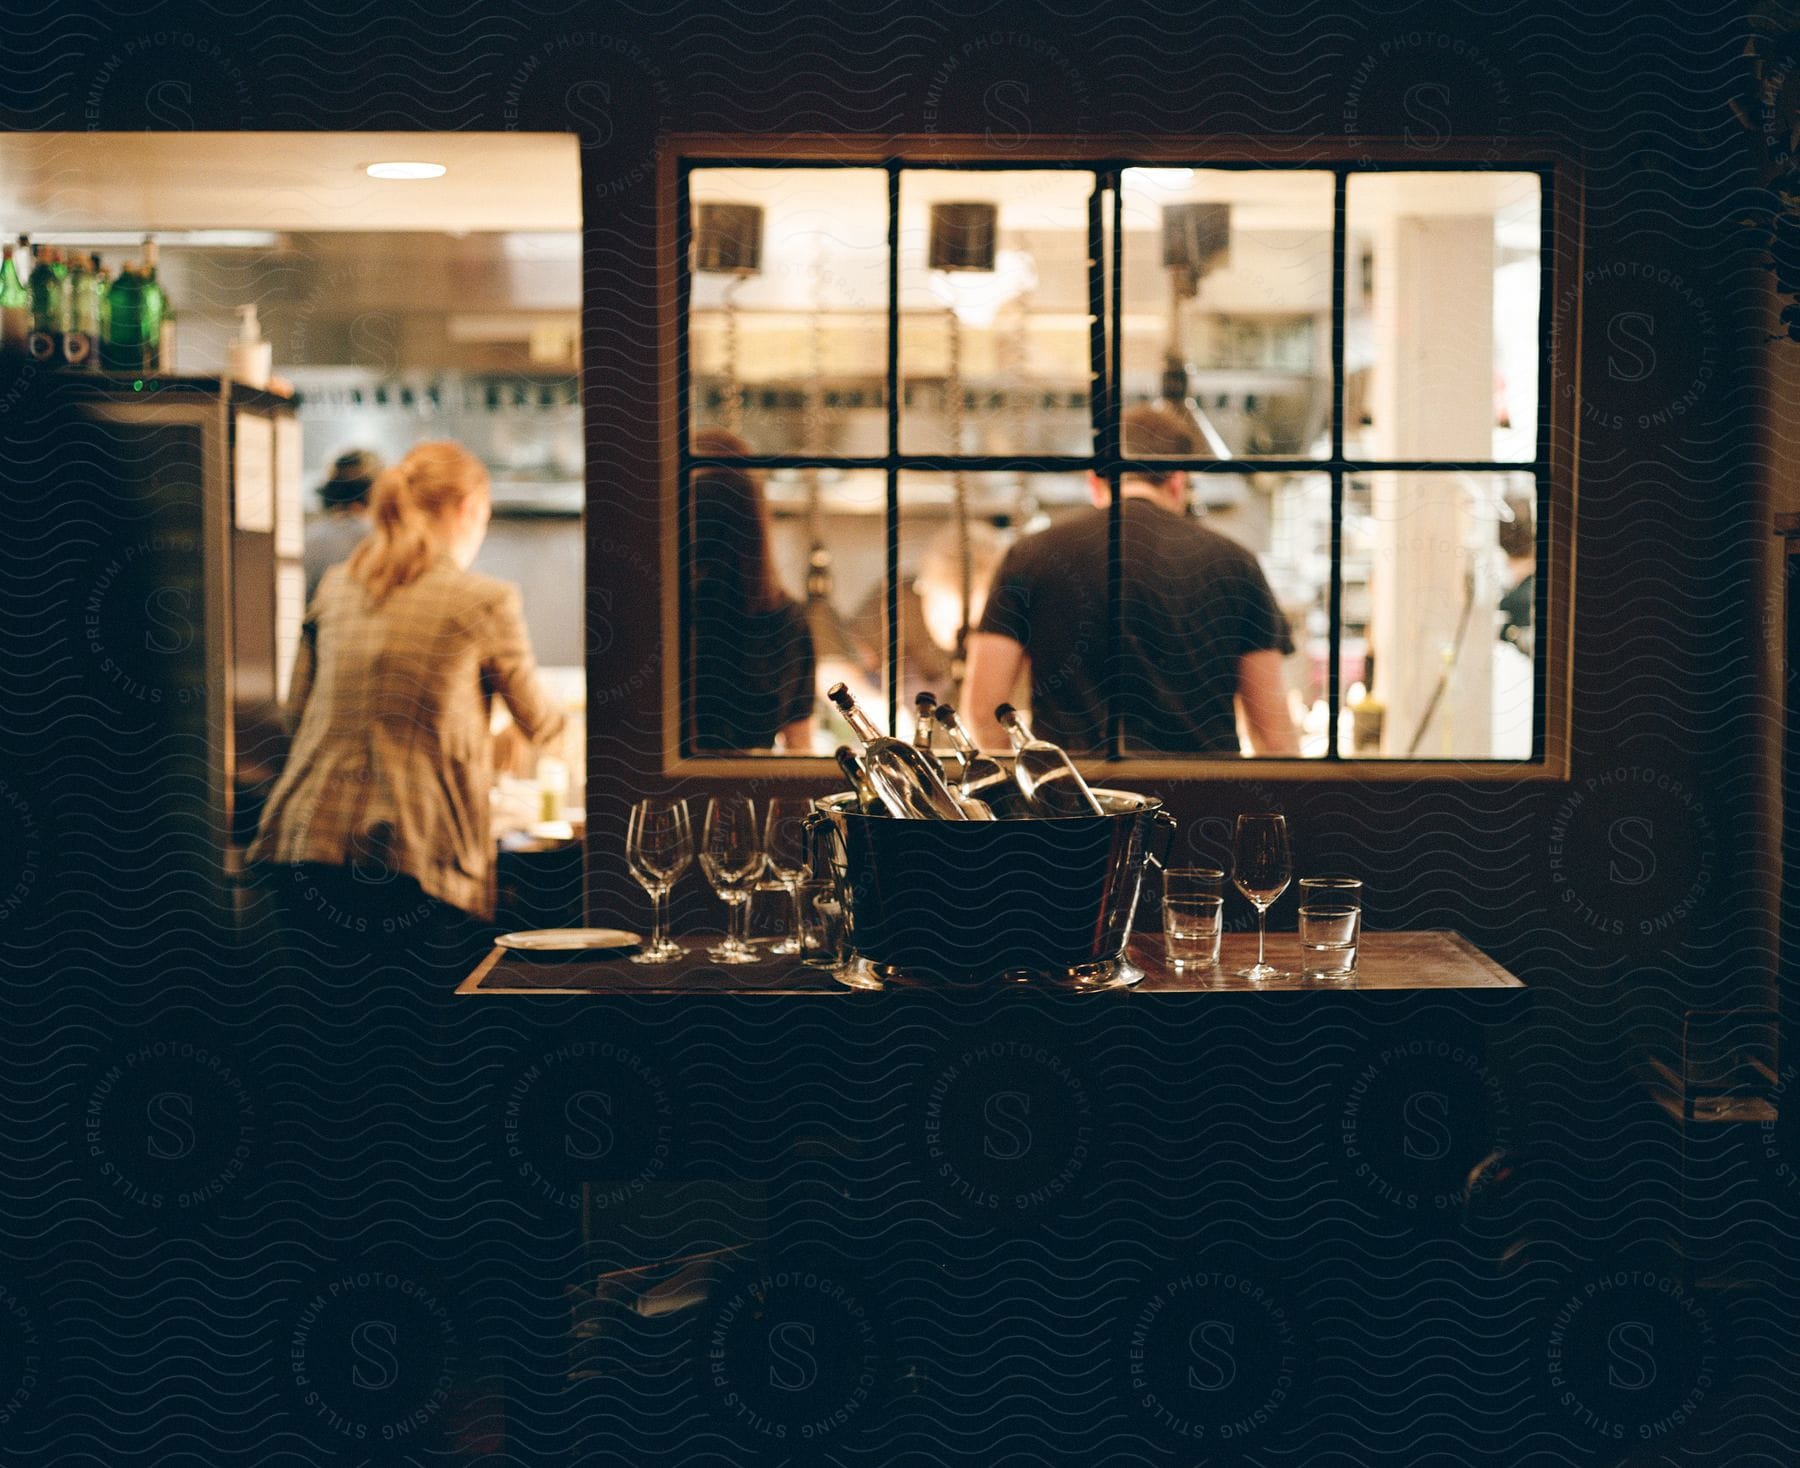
[1369,213,1495,756]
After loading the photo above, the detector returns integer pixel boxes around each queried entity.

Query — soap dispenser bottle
[227,303,271,389]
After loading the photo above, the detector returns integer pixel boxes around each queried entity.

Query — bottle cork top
[825,682,852,709]
[995,703,1018,723]
[932,703,958,726]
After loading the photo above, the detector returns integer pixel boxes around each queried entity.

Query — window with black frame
[677,157,1550,765]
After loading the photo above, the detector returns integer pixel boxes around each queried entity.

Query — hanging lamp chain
[721,275,745,434]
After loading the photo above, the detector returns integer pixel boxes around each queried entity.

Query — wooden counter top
[457,929,1522,996]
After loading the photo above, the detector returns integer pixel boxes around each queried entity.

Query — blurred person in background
[962,403,1297,755]
[911,518,1011,695]
[250,441,564,964]
[303,448,384,603]
[688,428,817,752]
[843,519,1014,726]
[1497,489,1537,657]
[1492,488,1537,759]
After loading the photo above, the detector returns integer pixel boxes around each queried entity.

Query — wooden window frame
[654,133,1580,782]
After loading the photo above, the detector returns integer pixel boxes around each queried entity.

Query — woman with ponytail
[250,441,564,958]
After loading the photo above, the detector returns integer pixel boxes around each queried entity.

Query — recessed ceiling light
[366,161,446,180]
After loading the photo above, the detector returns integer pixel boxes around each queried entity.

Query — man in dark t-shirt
[963,405,1298,755]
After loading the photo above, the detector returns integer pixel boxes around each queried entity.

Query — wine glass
[1232,814,1292,983]
[625,798,693,964]
[700,796,764,964]
[762,797,812,957]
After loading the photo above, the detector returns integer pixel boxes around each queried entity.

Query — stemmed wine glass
[625,798,693,965]
[700,796,764,964]
[1232,814,1292,983]
[762,797,813,957]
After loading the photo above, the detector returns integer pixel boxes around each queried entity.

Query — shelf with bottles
[763,469,1094,521]
[691,376,1093,417]
[0,234,176,375]
[284,369,580,415]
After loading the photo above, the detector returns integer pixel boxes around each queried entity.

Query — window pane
[896,471,1089,742]
[1120,169,1335,459]
[1341,471,1537,760]
[1115,471,1328,757]
[1343,172,1540,462]
[688,168,890,455]
[685,465,887,754]
[898,169,1095,456]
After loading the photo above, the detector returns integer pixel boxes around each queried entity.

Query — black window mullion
[1088,168,1122,757]
[676,162,695,759]
[1328,169,1348,760]
[684,455,1541,473]
[1532,166,1555,764]
[885,159,902,735]
[1107,169,1125,758]
[1327,468,1344,762]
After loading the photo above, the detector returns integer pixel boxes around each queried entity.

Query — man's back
[977,499,1292,754]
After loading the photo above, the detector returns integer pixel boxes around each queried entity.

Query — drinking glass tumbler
[1163,894,1224,969]
[796,877,847,968]
[1162,869,1226,969]
[1298,876,1362,982]
[1163,867,1225,900]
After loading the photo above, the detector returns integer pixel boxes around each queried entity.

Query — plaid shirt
[248,556,565,919]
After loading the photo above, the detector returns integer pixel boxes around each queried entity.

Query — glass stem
[788,881,804,950]
[729,893,749,948]
[651,885,669,951]
[1257,905,1267,969]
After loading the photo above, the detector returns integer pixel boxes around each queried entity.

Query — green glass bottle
[100,262,151,372]
[0,240,28,356]
[63,252,97,366]
[91,256,111,358]
[141,235,168,371]
[26,244,67,363]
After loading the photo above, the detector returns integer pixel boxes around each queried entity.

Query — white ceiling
[0,132,581,233]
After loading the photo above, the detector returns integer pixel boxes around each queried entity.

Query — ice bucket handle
[802,808,838,872]
[1146,808,1178,871]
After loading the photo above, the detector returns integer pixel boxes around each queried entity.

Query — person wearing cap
[304,448,384,603]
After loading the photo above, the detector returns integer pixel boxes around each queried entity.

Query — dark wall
[0,6,1788,1468]
[0,0,1773,1044]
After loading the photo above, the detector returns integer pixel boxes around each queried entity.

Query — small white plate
[495,927,642,953]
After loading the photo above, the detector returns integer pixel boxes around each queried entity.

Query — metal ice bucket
[809,791,1176,985]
